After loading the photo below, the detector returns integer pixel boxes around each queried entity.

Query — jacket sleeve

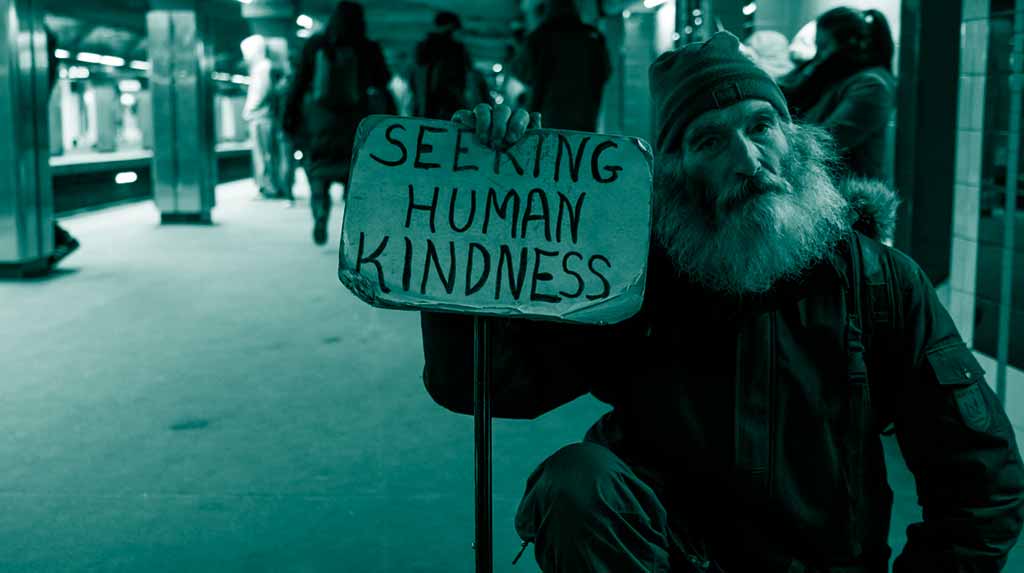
[818,72,894,154]
[420,311,616,420]
[283,38,318,135]
[880,250,1024,572]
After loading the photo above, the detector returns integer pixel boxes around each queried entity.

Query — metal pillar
[0,0,53,277]
[147,0,217,224]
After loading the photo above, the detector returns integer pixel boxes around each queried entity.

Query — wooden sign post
[339,116,653,572]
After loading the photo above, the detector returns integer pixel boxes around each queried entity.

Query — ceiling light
[115,171,138,184]
[742,2,758,16]
[75,52,103,64]
[231,74,250,85]
[129,60,150,71]
[643,0,668,8]
[54,49,70,59]
[118,79,142,93]
[492,63,503,73]
[100,55,125,67]
[296,14,314,29]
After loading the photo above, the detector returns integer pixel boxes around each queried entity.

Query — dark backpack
[311,44,362,110]
[417,38,469,117]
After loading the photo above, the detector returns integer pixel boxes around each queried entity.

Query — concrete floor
[0,179,1020,572]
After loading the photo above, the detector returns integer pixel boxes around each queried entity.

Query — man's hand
[451,104,542,150]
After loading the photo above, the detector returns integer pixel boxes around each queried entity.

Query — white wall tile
[950,236,979,293]
[953,183,982,240]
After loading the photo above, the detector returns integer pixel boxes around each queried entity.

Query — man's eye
[696,137,719,151]
[750,122,771,135]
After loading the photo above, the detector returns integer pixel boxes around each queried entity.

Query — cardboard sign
[338,116,652,325]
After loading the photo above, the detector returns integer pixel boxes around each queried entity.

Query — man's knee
[518,442,655,528]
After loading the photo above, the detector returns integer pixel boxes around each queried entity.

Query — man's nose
[730,134,762,177]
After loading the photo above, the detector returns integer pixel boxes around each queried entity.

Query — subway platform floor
[0,179,1020,572]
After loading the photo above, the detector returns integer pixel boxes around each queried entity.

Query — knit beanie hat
[650,31,791,154]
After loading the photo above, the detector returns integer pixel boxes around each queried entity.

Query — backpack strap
[848,232,899,434]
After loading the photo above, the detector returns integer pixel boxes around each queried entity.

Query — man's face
[680,99,789,227]
[652,99,849,295]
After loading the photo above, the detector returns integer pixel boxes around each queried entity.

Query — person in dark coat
[411,11,474,121]
[421,32,1024,573]
[509,0,610,131]
[282,1,392,245]
[779,7,897,182]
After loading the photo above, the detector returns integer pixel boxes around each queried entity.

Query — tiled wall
[952,0,1024,429]
[948,0,989,348]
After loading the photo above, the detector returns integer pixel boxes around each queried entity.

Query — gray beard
[652,123,851,295]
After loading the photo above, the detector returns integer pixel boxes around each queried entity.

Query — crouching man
[420,32,1024,573]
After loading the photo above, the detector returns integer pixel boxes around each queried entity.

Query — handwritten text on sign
[338,116,652,324]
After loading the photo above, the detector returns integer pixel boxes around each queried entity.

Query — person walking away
[509,0,610,131]
[241,35,280,198]
[778,7,897,182]
[282,1,393,245]
[412,11,474,120]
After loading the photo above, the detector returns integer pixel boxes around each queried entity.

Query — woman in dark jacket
[283,1,394,245]
[779,7,897,182]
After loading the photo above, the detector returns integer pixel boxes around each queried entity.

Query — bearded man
[419,32,1024,573]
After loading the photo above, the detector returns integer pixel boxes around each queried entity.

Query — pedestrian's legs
[250,118,275,196]
[309,176,331,245]
[514,442,674,573]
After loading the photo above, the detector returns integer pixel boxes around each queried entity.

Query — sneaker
[49,237,80,267]
[313,221,327,245]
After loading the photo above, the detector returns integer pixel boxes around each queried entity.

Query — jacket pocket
[925,341,990,432]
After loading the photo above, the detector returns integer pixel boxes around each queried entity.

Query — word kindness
[339,117,651,324]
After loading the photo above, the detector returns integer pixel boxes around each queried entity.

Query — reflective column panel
[0,0,53,277]
[147,0,217,224]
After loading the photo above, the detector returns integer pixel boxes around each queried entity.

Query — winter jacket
[412,31,473,120]
[794,67,897,182]
[419,179,1024,572]
[283,33,392,181]
[510,15,611,132]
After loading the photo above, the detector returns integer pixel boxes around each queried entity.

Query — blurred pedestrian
[282,1,394,245]
[743,30,795,79]
[241,35,279,198]
[779,8,896,181]
[509,0,610,131]
[412,11,474,120]
[267,40,296,203]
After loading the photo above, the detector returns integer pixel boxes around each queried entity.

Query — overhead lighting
[212,72,231,82]
[297,28,313,38]
[54,49,70,59]
[115,171,138,185]
[118,79,142,92]
[100,55,125,67]
[643,0,668,8]
[68,65,90,79]
[231,74,250,85]
[742,2,758,16]
[492,63,503,73]
[622,10,631,18]
[75,52,103,64]
[296,14,314,29]
[119,93,137,106]
[293,150,303,161]
[237,0,252,3]
[129,60,150,71]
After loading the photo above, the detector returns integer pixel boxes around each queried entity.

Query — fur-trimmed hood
[841,177,900,243]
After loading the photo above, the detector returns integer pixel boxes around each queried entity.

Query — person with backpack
[282,1,394,245]
[411,11,474,120]
[420,32,1024,573]
[509,0,610,131]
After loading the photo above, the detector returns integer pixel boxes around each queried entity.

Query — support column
[0,0,53,277]
[147,0,217,224]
